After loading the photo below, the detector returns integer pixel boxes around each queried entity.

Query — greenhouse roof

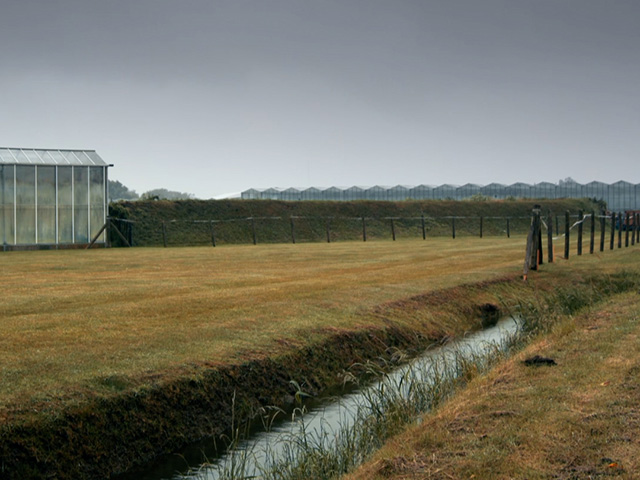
[0,147,107,166]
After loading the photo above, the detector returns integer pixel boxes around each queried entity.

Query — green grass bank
[108,198,599,247]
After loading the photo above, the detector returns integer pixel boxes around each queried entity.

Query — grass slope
[109,198,599,246]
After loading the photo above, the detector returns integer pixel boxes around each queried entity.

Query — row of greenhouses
[242,181,640,212]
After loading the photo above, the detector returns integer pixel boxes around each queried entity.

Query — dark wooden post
[210,221,216,247]
[632,214,636,246]
[421,214,426,240]
[162,221,167,248]
[547,211,554,263]
[251,217,257,245]
[618,213,622,248]
[106,218,112,248]
[452,217,456,239]
[564,211,570,259]
[625,212,630,247]
[362,217,367,242]
[589,210,595,254]
[290,217,296,244]
[390,218,396,241]
[577,210,583,256]
[636,213,640,244]
[506,218,510,238]
[479,217,483,238]
[599,211,605,252]
[326,218,331,243]
[610,212,616,250]
[524,206,542,277]
[537,214,544,266]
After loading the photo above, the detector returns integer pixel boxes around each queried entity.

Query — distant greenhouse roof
[0,147,107,166]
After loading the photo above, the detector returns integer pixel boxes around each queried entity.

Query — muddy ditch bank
[0,275,555,479]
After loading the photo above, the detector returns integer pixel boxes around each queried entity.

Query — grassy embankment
[109,198,598,246]
[345,259,640,479]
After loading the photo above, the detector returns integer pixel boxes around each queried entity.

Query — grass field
[1,237,534,410]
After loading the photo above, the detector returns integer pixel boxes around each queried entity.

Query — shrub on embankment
[108,198,599,247]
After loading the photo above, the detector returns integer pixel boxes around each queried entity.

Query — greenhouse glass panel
[1,165,15,245]
[15,165,36,244]
[37,166,56,243]
[74,167,89,242]
[57,167,73,243]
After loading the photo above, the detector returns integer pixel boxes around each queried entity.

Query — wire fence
[107,210,638,249]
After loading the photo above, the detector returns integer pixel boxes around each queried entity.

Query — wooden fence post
[506,218,510,238]
[390,218,396,241]
[610,212,616,250]
[326,218,331,243]
[625,212,630,247]
[479,216,483,238]
[251,217,257,245]
[452,217,456,239]
[524,206,542,277]
[421,214,426,240]
[564,211,570,259]
[599,211,605,252]
[589,210,595,254]
[547,210,553,263]
[162,221,167,248]
[362,217,367,242]
[290,217,296,244]
[210,221,216,247]
[577,210,583,256]
[618,213,622,248]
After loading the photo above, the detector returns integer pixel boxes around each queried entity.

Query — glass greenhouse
[241,180,640,211]
[0,147,109,249]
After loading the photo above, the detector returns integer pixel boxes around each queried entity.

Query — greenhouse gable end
[0,147,109,249]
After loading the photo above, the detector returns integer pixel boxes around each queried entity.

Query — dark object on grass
[523,355,557,366]
[479,303,500,328]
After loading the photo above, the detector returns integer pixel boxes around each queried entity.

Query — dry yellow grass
[1,237,527,406]
[1,237,637,414]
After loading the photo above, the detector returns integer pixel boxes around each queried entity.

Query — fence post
[547,210,553,263]
[589,210,595,254]
[625,212,630,247]
[506,218,510,238]
[452,217,456,239]
[210,221,216,247]
[610,212,616,250]
[362,217,367,242]
[618,213,622,248]
[577,210,583,256]
[390,218,396,241]
[421,214,426,240]
[599,211,605,252]
[290,217,296,244]
[564,211,570,259]
[251,217,257,245]
[479,216,483,238]
[162,221,167,248]
[636,213,640,244]
[326,218,331,243]
[524,205,541,277]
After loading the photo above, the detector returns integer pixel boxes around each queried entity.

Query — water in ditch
[122,317,522,480]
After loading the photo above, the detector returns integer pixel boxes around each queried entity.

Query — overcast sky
[1,1,639,199]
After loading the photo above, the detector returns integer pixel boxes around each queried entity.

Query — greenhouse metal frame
[0,147,109,249]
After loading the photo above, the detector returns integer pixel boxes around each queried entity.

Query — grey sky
[2,1,639,199]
